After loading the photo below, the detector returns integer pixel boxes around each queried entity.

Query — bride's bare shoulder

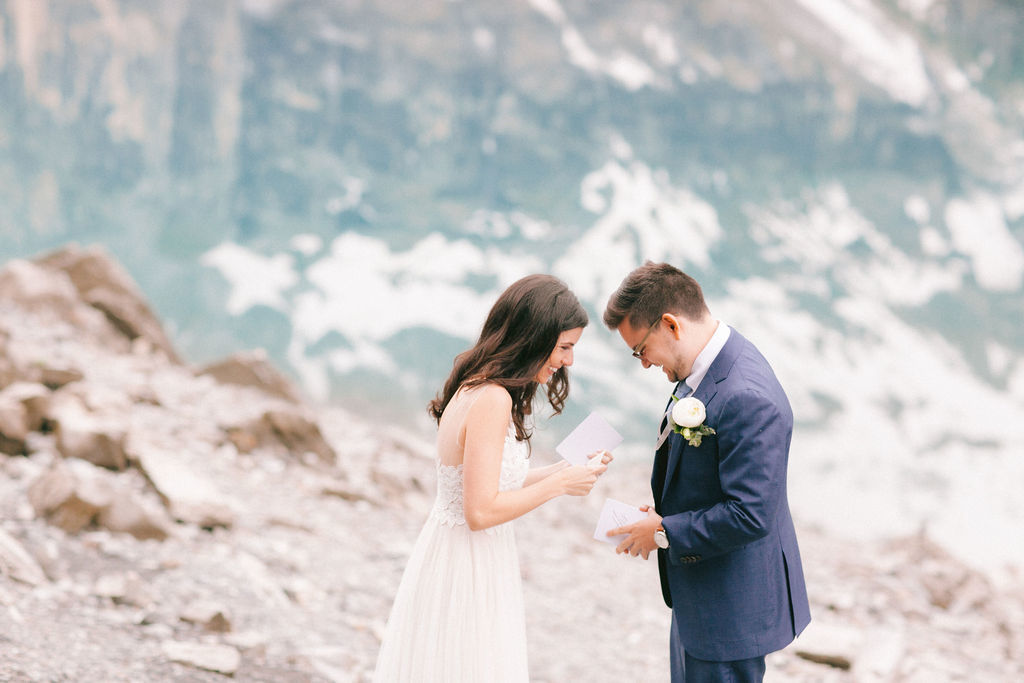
[461,382,512,411]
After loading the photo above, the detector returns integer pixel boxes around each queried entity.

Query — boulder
[27,459,171,540]
[0,528,47,586]
[55,414,128,471]
[221,631,268,655]
[228,409,336,464]
[160,641,241,676]
[0,259,121,351]
[35,245,182,363]
[28,461,113,534]
[0,259,82,317]
[0,382,52,432]
[0,391,29,455]
[49,392,128,470]
[0,382,54,455]
[133,446,236,528]
[198,349,302,402]
[321,478,374,505]
[93,570,153,607]
[4,361,86,393]
[793,620,858,671]
[33,366,85,390]
[180,600,233,633]
[97,489,174,541]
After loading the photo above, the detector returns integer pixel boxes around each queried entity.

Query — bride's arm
[462,385,601,531]
[523,460,570,486]
[523,450,614,486]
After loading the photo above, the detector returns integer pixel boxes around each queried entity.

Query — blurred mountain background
[1,0,1022,578]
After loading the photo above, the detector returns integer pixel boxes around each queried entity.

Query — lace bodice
[430,424,529,533]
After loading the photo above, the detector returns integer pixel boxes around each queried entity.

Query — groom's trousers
[671,613,767,683]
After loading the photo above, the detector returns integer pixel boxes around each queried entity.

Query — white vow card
[555,411,623,466]
[593,498,647,544]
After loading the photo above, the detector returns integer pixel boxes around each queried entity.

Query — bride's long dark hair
[428,274,589,442]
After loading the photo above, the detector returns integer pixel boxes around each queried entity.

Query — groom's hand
[608,506,662,559]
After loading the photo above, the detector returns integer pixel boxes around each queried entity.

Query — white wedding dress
[373,386,531,682]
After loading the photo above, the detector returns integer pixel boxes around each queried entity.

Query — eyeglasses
[631,319,661,359]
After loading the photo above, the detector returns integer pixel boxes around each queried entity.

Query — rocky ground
[1,245,1023,682]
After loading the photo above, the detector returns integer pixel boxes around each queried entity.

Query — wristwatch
[653,525,669,549]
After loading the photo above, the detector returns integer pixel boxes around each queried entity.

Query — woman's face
[534,327,584,383]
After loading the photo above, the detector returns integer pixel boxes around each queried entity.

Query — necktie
[654,382,691,449]
[652,382,690,506]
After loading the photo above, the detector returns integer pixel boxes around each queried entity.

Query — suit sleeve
[661,388,792,563]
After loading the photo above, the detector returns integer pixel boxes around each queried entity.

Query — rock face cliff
[2,0,1022,423]
[1,246,1022,681]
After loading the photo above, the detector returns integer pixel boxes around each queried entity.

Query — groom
[604,262,810,682]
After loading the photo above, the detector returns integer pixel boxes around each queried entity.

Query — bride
[373,274,611,682]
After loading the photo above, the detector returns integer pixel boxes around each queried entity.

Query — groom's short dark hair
[603,261,709,330]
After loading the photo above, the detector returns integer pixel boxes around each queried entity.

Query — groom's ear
[663,313,683,339]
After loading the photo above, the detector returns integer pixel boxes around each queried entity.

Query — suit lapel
[659,330,744,499]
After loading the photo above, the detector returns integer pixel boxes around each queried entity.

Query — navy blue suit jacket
[654,328,810,662]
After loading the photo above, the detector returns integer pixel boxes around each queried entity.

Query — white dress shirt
[679,320,731,397]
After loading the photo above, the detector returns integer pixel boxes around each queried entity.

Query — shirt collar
[680,320,730,396]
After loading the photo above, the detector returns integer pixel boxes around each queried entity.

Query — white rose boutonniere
[670,396,716,447]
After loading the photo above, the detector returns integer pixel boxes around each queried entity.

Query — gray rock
[160,641,241,676]
[221,630,267,651]
[0,382,54,455]
[26,458,171,540]
[34,366,85,390]
[227,408,336,464]
[55,411,128,471]
[96,488,174,541]
[35,245,182,363]
[0,259,121,351]
[93,570,153,608]
[793,620,858,671]
[180,600,233,633]
[321,479,374,504]
[50,393,128,470]
[0,391,29,455]
[0,382,52,432]
[261,409,337,464]
[133,446,236,528]
[198,349,302,403]
[0,259,82,316]
[0,528,47,586]
[28,461,112,533]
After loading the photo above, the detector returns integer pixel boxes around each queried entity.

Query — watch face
[654,530,669,549]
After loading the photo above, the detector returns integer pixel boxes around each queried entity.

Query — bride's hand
[558,464,603,496]
[586,449,613,473]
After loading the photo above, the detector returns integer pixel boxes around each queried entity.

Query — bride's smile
[534,327,583,383]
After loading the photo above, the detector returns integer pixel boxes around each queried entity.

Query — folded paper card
[593,498,647,544]
[556,411,623,466]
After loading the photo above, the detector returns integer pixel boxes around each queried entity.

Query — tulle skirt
[373,517,529,682]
